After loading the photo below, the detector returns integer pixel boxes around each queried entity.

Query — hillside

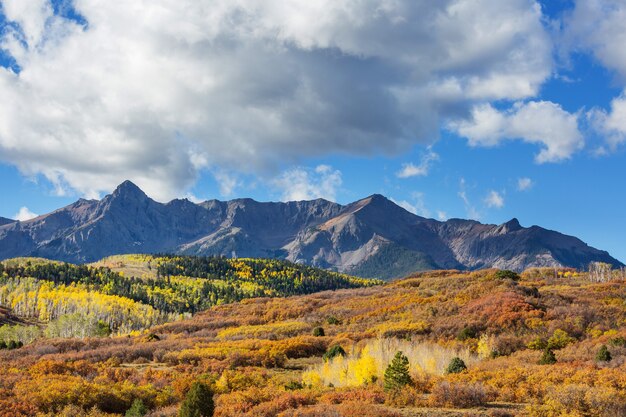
[0,181,621,278]
[0,255,378,336]
[0,217,13,227]
[0,266,624,416]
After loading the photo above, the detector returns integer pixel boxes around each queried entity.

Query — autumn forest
[0,254,624,416]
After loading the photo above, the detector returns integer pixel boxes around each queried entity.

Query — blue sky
[1,0,626,262]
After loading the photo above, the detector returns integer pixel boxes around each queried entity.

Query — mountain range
[0,180,621,279]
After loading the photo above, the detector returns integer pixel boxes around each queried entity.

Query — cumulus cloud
[517,177,533,191]
[564,1,626,82]
[273,165,342,201]
[396,149,439,178]
[563,1,626,150]
[588,94,626,149]
[14,206,37,221]
[484,190,504,209]
[452,101,584,163]
[0,0,552,200]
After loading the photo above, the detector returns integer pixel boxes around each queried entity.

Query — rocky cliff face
[0,181,621,278]
[0,217,14,226]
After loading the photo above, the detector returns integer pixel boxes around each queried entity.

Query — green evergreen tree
[445,357,467,374]
[312,327,325,337]
[596,345,612,362]
[125,399,148,417]
[179,382,214,417]
[96,320,112,337]
[539,348,557,365]
[457,327,477,341]
[494,270,520,281]
[383,351,412,391]
[323,345,346,362]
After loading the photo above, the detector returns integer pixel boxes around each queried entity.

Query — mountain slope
[0,255,377,334]
[0,181,621,277]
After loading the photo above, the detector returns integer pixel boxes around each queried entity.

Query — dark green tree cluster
[0,262,253,314]
[494,270,521,281]
[0,340,23,350]
[155,255,380,294]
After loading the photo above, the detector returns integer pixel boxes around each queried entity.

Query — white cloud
[0,0,553,200]
[14,206,37,221]
[396,149,439,178]
[452,101,584,163]
[484,190,504,208]
[273,165,342,201]
[563,1,626,151]
[437,211,448,221]
[588,94,626,149]
[564,1,626,82]
[517,177,533,191]
[1,0,51,47]
[602,96,626,143]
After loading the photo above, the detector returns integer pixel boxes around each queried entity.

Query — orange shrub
[428,381,489,408]
[278,403,401,417]
[464,291,543,331]
[318,387,386,405]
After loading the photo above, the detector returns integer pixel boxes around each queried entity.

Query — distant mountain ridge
[0,180,621,278]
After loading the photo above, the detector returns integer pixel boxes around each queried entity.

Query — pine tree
[539,348,557,365]
[323,345,346,362]
[126,399,148,417]
[596,345,612,362]
[445,357,467,374]
[312,326,325,337]
[383,351,412,391]
[179,382,214,417]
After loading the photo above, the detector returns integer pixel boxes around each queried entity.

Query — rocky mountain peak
[111,180,147,198]
[349,193,423,222]
[500,218,522,233]
[364,194,395,206]
[102,180,151,210]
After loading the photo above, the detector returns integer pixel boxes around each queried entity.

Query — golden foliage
[0,266,624,416]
